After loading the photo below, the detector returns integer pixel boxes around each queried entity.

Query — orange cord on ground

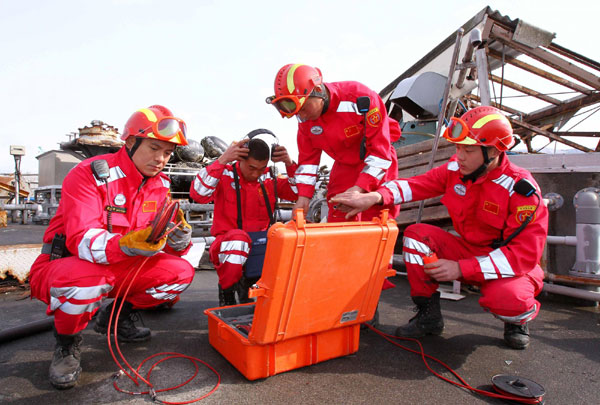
[106,201,221,403]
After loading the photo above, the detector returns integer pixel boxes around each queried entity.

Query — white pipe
[546,235,578,246]
[543,282,600,302]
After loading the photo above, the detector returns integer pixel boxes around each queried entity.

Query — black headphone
[244,128,279,160]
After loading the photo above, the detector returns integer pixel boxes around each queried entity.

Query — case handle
[248,284,266,299]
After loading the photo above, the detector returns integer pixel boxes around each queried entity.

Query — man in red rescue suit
[266,63,401,223]
[29,105,196,389]
[190,129,298,306]
[331,106,548,350]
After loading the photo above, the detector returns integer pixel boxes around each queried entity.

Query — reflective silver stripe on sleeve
[492,174,516,196]
[385,180,412,204]
[361,165,385,181]
[291,185,298,194]
[78,228,117,264]
[403,236,430,254]
[493,304,537,324]
[383,181,402,204]
[296,165,319,175]
[192,168,220,197]
[296,174,317,186]
[364,155,392,170]
[336,101,358,113]
[404,252,424,266]
[220,240,250,254]
[476,255,499,280]
[447,161,459,172]
[160,177,171,188]
[219,253,247,266]
[223,169,234,179]
[94,166,126,186]
[50,284,113,314]
[489,249,514,277]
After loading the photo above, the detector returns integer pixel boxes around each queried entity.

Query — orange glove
[119,226,167,257]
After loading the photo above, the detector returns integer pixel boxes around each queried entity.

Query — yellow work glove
[167,209,192,251]
[119,226,167,257]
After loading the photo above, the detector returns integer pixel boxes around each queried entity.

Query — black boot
[94,300,151,342]
[504,322,530,350]
[49,331,82,389]
[395,292,444,338]
[218,285,237,306]
[235,275,259,304]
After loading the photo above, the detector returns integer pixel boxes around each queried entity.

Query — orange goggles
[266,94,309,118]
[443,117,474,143]
[142,117,188,144]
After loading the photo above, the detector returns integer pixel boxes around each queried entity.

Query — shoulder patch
[516,205,537,224]
[366,107,382,127]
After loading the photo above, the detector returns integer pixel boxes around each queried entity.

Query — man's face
[239,157,268,183]
[454,144,485,176]
[127,138,175,177]
[297,96,324,122]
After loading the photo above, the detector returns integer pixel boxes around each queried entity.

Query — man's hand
[217,139,250,165]
[293,196,311,217]
[119,226,167,257]
[167,209,192,251]
[329,190,383,219]
[423,259,462,282]
[271,145,294,166]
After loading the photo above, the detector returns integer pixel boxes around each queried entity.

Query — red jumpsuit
[296,81,401,222]
[378,154,548,324]
[190,160,298,288]
[29,147,195,335]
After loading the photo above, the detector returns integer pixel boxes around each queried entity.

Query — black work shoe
[235,275,259,304]
[49,333,82,389]
[94,300,151,342]
[219,285,237,307]
[395,292,444,338]
[504,322,530,350]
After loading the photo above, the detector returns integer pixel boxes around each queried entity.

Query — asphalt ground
[1,224,599,404]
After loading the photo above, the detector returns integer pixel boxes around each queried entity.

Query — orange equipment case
[204,209,398,380]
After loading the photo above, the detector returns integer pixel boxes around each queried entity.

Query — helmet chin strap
[127,137,144,159]
[460,146,491,183]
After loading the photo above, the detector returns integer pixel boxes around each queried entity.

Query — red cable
[365,324,543,404]
[105,201,221,403]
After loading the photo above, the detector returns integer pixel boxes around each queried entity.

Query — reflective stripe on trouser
[29,252,195,335]
[326,159,399,223]
[402,223,544,323]
[209,229,252,289]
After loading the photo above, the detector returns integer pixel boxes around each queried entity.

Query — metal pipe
[456,29,481,89]
[543,282,600,302]
[417,27,464,223]
[546,272,600,287]
[546,235,578,246]
[0,318,54,344]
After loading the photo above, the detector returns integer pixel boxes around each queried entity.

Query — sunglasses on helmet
[141,117,188,143]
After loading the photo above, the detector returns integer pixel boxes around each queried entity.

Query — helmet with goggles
[443,106,514,151]
[122,105,188,146]
[266,64,324,118]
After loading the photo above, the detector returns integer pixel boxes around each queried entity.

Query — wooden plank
[396,138,453,158]
[397,147,455,171]
[396,205,450,227]
[508,151,600,173]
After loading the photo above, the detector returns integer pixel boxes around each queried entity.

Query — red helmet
[266,64,323,118]
[443,106,514,151]
[121,105,188,146]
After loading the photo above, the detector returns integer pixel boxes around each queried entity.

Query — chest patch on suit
[454,184,466,196]
[483,200,499,215]
[516,205,536,224]
[367,108,382,127]
[114,193,127,206]
[142,201,157,212]
[344,125,361,138]
[310,126,323,135]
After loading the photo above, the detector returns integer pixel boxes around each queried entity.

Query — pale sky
[1,0,599,174]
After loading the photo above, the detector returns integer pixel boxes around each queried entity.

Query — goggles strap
[127,137,144,159]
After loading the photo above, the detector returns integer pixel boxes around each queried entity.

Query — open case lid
[247,210,398,344]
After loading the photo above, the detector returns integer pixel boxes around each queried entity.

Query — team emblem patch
[142,201,157,212]
[516,205,536,224]
[454,184,466,196]
[483,200,499,215]
[113,193,126,206]
[366,108,382,127]
[310,126,323,135]
[344,125,361,138]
